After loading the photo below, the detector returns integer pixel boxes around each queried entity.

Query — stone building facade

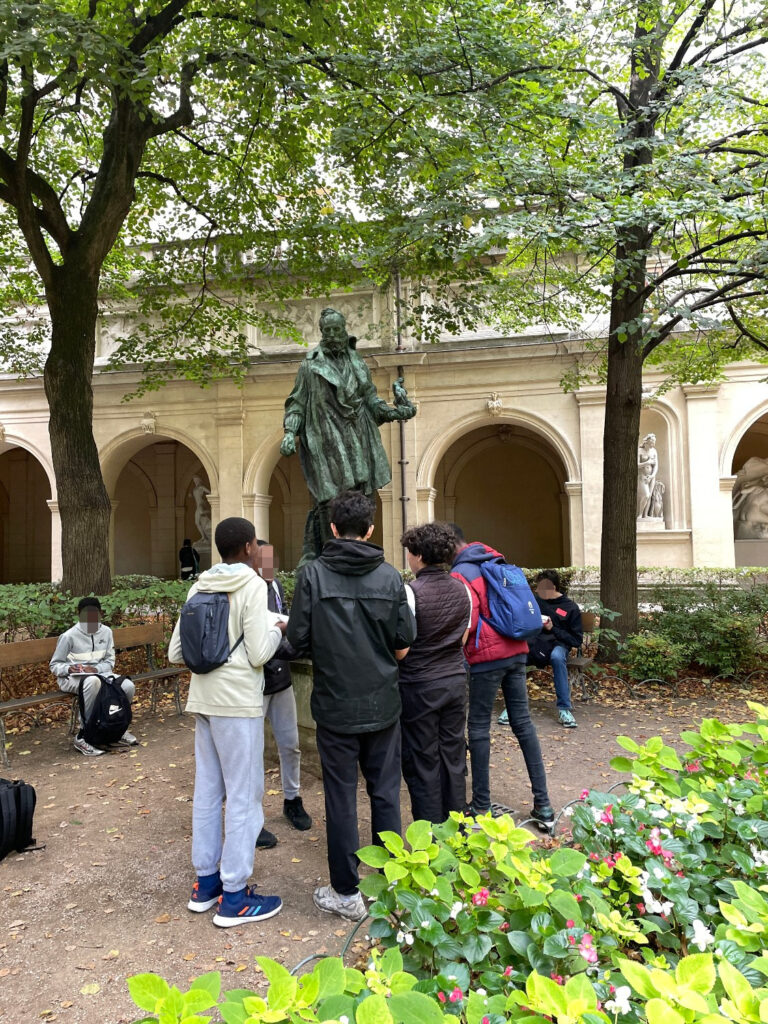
[0,284,766,582]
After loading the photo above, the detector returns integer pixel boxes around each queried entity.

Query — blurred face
[320,314,348,354]
[258,544,276,581]
[79,608,101,634]
[535,578,557,599]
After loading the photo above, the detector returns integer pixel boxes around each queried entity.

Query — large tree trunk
[43,264,112,595]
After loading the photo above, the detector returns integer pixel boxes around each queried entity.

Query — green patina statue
[281,307,417,563]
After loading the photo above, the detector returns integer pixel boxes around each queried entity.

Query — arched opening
[110,439,212,577]
[434,423,569,568]
[0,447,52,582]
[266,453,384,569]
[731,411,768,563]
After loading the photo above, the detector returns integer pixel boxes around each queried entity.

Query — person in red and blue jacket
[450,524,554,829]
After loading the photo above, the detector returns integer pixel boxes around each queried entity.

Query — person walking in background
[287,491,416,920]
[255,539,312,849]
[528,570,583,729]
[169,517,286,927]
[399,522,471,823]
[179,538,200,580]
[450,524,555,830]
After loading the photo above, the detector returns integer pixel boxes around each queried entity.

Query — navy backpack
[179,592,244,674]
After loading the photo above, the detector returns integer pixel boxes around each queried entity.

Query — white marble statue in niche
[637,433,664,520]
[191,475,212,549]
[732,457,768,539]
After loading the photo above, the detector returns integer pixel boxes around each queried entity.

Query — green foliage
[622,633,688,682]
[0,577,191,643]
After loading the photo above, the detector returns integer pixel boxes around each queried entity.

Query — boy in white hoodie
[50,596,137,756]
[168,517,286,927]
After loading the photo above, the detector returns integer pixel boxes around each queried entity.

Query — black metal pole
[394,271,409,568]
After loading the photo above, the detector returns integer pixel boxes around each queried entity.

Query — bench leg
[69,696,78,735]
[0,716,8,768]
[173,677,182,716]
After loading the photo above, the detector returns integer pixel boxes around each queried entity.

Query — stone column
[242,493,272,541]
[150,442,177,577]
[574,389,605,565]
[684,384,734,566]
[564,481,584,565]
[108,499,119,577]
[214,412,245,533]
[416,486,436,524]
[47,499,63,583]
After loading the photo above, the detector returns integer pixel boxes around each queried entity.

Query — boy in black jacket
[527,570,583,729]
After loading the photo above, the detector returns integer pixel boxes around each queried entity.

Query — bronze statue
[281,307,416,563]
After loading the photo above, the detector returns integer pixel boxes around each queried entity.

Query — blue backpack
[179,592,244,674]
[476,561,542,644]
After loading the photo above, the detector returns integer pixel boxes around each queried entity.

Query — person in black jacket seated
[399,522,471,823]
[528,569,583,729]
[254,540,312,849]
[287,490,416,921]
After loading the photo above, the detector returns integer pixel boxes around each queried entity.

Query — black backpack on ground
[79,675,132,747]
[0,777,37,861]
[178,591,244,674]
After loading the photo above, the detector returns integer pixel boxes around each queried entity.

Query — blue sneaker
[213,885,282,928]
[187,871,223,913]
[498,709,509,725]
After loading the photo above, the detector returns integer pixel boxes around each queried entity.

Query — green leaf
[610,756,634,772]
[256,957,297,1011]
[618,959,659,1000]
[318,994,356,1021]
[128,974,171,1013]
[548,848,587,877]
[389,991,445,1024]
[645,999,685,1024]
[189,973,221,1001]
[314,958,347,999]
[359,845,391,868]
[383,859,408,882]
[356,993,394,1024]
[462,932,493,964]
[406,820,433,851]
[458,862,481,888]
[412,865,437,890]
[675,953,715,995]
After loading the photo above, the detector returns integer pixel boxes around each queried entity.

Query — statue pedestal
[195,541,212,571]
[735,540,768,568]
[637,517,665,532]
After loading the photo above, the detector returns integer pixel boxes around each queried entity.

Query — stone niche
[636,408,672,531]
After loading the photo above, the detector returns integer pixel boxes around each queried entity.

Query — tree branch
[667,0,717,73]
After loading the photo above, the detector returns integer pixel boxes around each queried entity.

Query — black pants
[400,676,467,823]
[315,721,402,895]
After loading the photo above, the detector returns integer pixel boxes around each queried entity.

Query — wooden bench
[0,621,186,767]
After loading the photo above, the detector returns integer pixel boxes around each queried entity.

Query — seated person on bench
[50,597,137,757]
[528,570,583,729]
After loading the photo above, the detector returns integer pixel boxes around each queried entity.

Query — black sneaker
[530,804,555,833]
[463,802,491,817]
[283,796,312,831]
[256,827,278,849]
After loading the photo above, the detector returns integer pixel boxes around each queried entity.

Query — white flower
[750,844,768,867]
[430,888,440,897]
[564,806,574,817]
[734,803,746,816]
[660,901,673,916]
[476,988,487,996]
[691,919,714,951]
[405,933,414,945]
[449,901,463,920]
[340,1017,349,1024]
[396,931,405,943]
[605,986,632,1015]
[614,828,625,836]
[653,867,664,879]
[592,807,603,823]
[591,873,600,883]
[636,798,646,809]
[651,808,668,820]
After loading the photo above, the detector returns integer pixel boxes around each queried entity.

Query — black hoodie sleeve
[286,567,312,656]
[550,599,583,650]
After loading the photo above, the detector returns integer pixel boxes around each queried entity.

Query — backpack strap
[0,782,18,861]
[77,677,88,733]
[230,633,245,657]
[14,782,35,852]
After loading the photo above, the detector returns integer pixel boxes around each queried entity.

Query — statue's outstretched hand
[280,433,297,457]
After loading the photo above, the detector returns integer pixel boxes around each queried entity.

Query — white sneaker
[117,731,138,746]
[74,735,104,757]
[312,885,366,921]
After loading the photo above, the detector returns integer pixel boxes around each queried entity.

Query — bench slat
[0,621,166,669]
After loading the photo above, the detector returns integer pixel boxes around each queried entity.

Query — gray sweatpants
[262,687,301,801]
[58,674,135,725]
[192,714,265,893]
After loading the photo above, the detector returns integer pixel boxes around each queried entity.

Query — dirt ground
[1,676,766,1024]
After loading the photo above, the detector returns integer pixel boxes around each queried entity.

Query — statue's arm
[281,365,307,456]
[364,370,416,424]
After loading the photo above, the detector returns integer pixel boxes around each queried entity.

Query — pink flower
[499,921,510,932]
[589,852,600,862]
[580,789,590,800]
[686,760,702,773]
[472,888,490,906]
[636,902,646,915]
[676,871,685,878]
[550,973,564,985]
[578,933,598,964]
[437,992,447,1004]
[449,987,463,1003]
[566,919,575,928]
[575,894,583,902]
[600,805,614,825]
[482,1018,490,1024]
[603,855,616,868]
[609,985,616,994]
[637,823,645,832]
[504,966,513,976]
[568,935,576,945]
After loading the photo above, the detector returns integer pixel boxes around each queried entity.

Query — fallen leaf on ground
[155,913,171,924]
[80,983,100,995]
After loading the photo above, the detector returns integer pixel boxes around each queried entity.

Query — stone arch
[417,409,580,492]
[0,434,56,496]
[720,399,768,478]
[638,397,687,530]
[100,425,218,498]
[0,443,52,582]
[243,429,285,497]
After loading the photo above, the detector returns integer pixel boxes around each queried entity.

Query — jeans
[316,721,402,895]
[263,687,301,800]
[192,714,265,893]
[550,644,572,710]
[467,659,550,810]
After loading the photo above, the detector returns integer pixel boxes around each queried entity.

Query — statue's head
[640,433,656,448]
[319,308,348,354]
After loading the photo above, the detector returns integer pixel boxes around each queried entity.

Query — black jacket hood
[319,539,385,576]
